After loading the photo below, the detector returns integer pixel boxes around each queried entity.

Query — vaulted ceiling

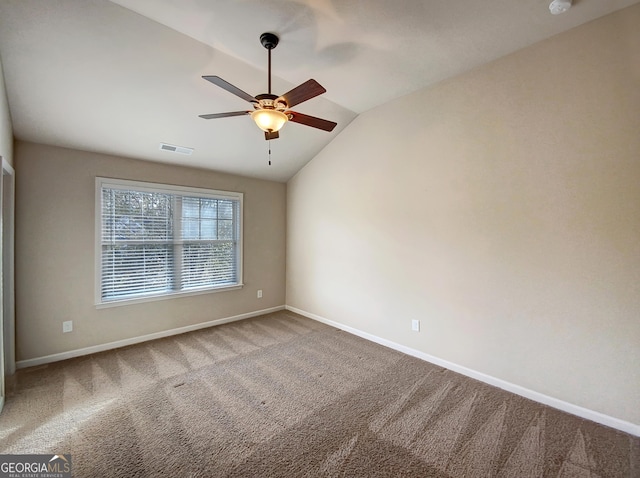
[0,0,637,181]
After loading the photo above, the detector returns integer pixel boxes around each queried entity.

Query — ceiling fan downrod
[260,33,279,95]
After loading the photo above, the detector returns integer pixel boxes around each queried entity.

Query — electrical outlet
[411,319,420,332]
[63,321,73,333]
[257,289,263,299]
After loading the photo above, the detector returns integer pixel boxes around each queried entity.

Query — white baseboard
[16,305,285,370]
[286,305,640,437]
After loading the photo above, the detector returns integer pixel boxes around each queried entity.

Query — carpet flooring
[0,310,638,477]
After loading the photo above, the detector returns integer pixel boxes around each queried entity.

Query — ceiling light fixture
[251,109,288,133]
[199,33,337,141]
[549,0,571,15]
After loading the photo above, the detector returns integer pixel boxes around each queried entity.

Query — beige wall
[0,55,12,166]
[287,6,640,425]
[15,141,286,361]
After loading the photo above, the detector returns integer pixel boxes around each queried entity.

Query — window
[96,178,242,305]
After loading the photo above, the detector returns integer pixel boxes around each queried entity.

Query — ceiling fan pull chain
[268,139,272,166]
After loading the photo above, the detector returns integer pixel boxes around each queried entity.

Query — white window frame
[95,177,243,308]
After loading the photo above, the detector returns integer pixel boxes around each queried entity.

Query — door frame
[0,157,15,412]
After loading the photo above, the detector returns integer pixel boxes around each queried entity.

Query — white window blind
[97,178,242,305]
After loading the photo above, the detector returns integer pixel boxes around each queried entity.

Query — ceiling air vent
[159,143,194,155]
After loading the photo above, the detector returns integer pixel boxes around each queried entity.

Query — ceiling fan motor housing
[255,93,288,112]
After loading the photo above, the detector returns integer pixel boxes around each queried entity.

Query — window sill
[95,284,244,309]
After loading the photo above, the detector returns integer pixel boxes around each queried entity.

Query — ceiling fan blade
[279,79,326,108]
[202,76,257,104]
[287,111,337,132]
[198,111,250,119]
[264,131,279,141]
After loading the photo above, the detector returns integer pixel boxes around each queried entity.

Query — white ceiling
[0,0,637,182]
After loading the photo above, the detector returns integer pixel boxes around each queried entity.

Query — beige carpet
[1,311,638,477]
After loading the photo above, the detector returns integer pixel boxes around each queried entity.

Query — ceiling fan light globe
[251,109,288,133]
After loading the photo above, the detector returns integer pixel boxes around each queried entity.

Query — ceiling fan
[199,32,337,141]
